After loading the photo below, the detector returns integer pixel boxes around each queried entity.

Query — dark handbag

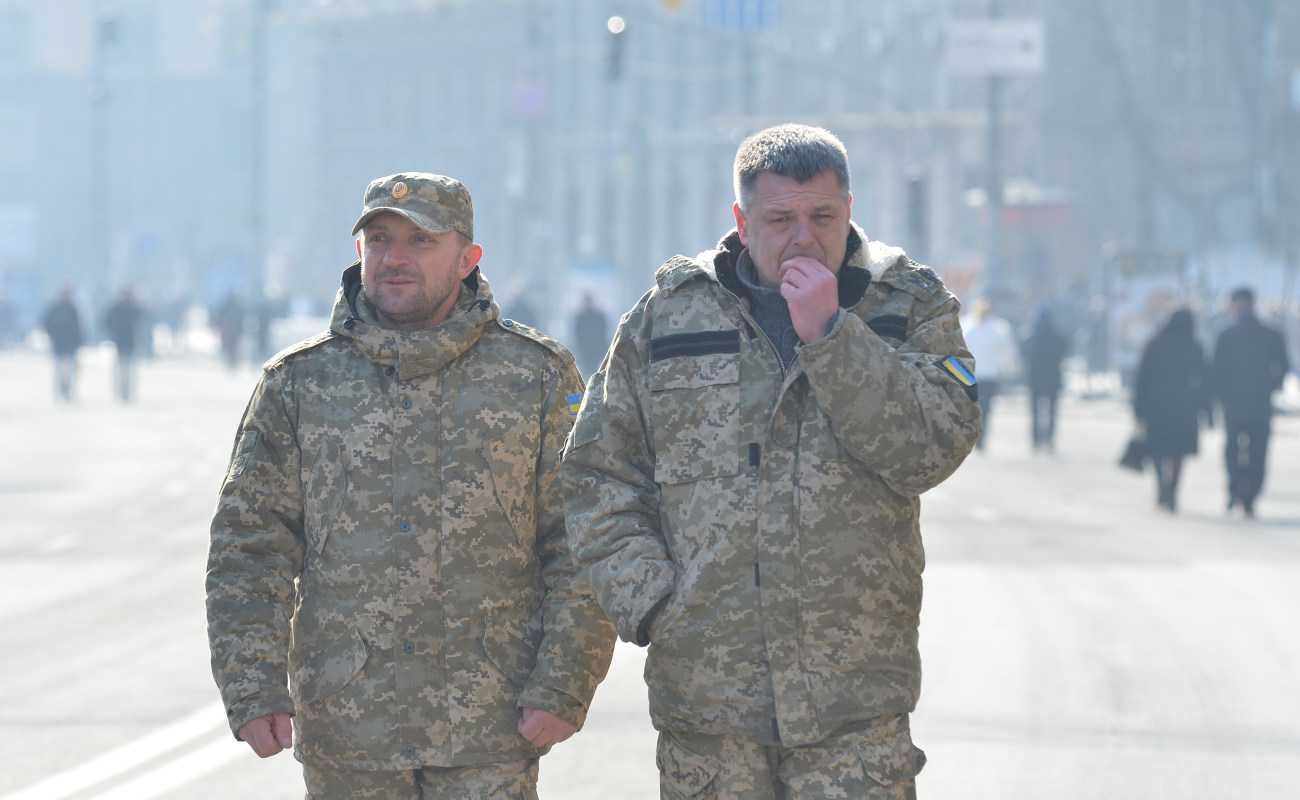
[1118,434,1146,472]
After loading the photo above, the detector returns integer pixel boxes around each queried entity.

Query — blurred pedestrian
[103,286,145,402]
[1211,287,1290,517]
[213,292,245,370]
[1132,308,1211,513]
[961,296,1020,450]
[42,284,84,402]
[0,289,18,349]
[571,292,609,378]
[506,290,541,330]
[252,294,286,363]
[1022,306,1069,453]
[563,124,981,799]
[206,172,614,798]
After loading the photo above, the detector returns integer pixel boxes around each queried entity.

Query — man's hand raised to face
[778,256,839,345]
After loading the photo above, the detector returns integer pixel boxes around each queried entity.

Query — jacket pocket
[482,613,543,690]
[484,430,535,545]
[856,729,926,788]
[294,625,368,707]
[304,437,347,554]
[656,731,721,798]
[648,348,741,485]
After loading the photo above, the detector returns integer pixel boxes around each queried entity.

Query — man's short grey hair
[733,124,851,212]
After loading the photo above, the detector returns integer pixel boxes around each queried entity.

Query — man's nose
[791,217,814,245]
[382,241,410,265]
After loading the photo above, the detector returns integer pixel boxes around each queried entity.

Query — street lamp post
[984,0,1003,295]
[91,4,118,296]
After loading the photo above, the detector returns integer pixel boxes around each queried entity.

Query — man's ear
[733,203,748,246]
[459,243,484,279]
[355,237,363,259]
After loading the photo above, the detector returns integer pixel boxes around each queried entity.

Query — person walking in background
[1132,309,1212,513]
[505,289,542,331]
[42,284,84,402]
[212,292,245,370]
[206,172,614,798]
[1022,306,1069,453]
[1211,287,1290,518]
[571,292,609,378]
[0,289,19,349]
[961,295,1020,451]
[103,286,145,402]
[563,124,981,798]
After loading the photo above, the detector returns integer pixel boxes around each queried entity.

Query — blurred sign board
[35,2,93,77]
[944,19,1045,76]
[1112,248,1186,277]
[1105,247,1189,373]
[158,0,221,76]
[0,206,36,265]
[703,0,780,31]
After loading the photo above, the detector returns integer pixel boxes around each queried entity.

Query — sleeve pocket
[224,430,260,485]
[566,404,603,452]
[294,625,368,707]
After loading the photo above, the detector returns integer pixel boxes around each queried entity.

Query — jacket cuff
[635,593,673,647]
[225,691,295,740]
[517,689,587,730]
[521,652,609,729]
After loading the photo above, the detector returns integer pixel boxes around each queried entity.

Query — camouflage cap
[351,172,474,240]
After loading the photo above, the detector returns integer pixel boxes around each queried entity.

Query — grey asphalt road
[1,346,1297,799]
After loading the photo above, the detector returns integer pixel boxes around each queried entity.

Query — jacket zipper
[719,284,786,378]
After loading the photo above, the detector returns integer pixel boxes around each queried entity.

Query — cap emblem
[391,181,409,200]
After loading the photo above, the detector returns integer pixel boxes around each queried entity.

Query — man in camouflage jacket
[563,126,981,799]
[207,173,615,798]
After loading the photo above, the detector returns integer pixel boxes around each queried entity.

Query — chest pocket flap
[648,330,741,485]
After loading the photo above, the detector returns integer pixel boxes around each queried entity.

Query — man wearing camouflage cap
[563,125,982,798]
[207,172,615,798]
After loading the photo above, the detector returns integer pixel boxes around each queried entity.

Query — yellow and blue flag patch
[936,357,978,402]
[567,393,584,416]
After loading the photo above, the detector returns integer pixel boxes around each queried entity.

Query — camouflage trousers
[303,758,539,800]
[656,714,924,800]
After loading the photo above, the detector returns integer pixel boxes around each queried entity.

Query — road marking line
[0,703,226,800]
[35,535,79,556]
[83,736,245,800]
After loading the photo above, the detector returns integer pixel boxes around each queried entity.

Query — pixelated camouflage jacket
[563,223,981,748]
[207,263,615,769]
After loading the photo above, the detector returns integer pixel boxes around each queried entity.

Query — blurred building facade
[0,0,1296,341]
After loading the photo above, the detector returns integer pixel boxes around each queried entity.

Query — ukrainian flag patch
[567,393,584,415]
[936,357,979,402]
